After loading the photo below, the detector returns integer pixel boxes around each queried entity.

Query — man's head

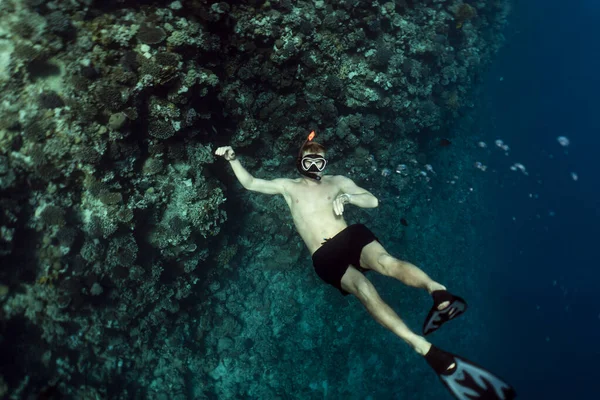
[298,140,327,180]
[300,141,326,157]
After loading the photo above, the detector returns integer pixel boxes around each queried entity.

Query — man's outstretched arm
[215,146,286,195]
[215,146,253,188]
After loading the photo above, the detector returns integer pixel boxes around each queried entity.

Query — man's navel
[295,199,299,203]
[327,196,331,200]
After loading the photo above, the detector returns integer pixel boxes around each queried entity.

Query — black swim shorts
[311,224,380,296]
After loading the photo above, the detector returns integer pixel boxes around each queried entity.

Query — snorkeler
[215,132,516,400]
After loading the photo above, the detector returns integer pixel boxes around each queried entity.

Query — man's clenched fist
[215,146,236,161]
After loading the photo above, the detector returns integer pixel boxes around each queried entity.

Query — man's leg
[382,256,454,311]
[341,266,432,355]
[359,242,450,308]
[380,254,446,293]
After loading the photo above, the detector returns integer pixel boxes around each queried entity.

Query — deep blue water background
[476,0,600,398]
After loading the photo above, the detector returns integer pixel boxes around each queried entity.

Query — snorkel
[296,131,324,181]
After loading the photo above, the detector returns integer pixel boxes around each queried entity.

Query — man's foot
[427,283,449,309]
[422,290,468,336]
[416,340,456,370]
[424,345,516,399]
[413,336,429,355]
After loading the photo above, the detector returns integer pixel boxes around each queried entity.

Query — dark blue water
[478,0,600,398]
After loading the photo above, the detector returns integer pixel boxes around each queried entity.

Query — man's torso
[279,175,348,255]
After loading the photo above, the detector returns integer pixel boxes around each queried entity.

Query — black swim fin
[423,290,468,335]
[425,345,517,400]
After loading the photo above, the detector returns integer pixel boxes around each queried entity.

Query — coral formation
[0,0,512,397]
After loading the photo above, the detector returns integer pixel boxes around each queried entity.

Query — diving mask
[300,154,327,172]
[296,130,326,181]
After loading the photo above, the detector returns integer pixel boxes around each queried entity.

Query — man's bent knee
[377,253,402,277]
[341,267,380,301]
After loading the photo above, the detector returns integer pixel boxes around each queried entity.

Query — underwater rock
[137,25,167,45]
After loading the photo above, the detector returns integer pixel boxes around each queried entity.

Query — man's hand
[333,193,352,216]
[215,146,236,161]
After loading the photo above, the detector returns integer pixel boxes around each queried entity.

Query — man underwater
[215,132,516,400]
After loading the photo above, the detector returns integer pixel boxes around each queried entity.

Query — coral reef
[0,0,511,398]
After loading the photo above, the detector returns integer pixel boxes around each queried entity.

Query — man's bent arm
[229,159,254,189]
[349,193,379,208]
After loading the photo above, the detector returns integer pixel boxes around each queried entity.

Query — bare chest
[285,179,340,213]
[283,177,347,252]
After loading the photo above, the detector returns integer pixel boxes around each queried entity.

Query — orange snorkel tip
[308,131,315,141]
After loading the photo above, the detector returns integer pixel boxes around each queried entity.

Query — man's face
[301,151,327,177]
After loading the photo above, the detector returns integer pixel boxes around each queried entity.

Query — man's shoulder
[281,175,342,186]
[285,177,337,184]
[278,177,301,185]
[275,177,299,193]
[330,175,349,183]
